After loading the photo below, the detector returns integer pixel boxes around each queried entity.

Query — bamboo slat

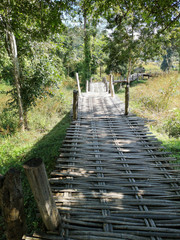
[29,82,180,240]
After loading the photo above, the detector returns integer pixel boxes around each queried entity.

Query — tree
[161,48,173,72]
[170,26,180,72]
[0,0,72,130]
[91,0,179,114]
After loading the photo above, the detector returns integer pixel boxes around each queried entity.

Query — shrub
[0,108,19,136]
[164,109,180,138]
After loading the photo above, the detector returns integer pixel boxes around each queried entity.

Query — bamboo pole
[86,80,89,93]
[109,74,115,97]
[125,59,132,115]
[0,168,26,240]
[23,158,61,231]
[103,77,108,92]
[125,84,129,115]
[76,72,81,96]
[73,90,78,120]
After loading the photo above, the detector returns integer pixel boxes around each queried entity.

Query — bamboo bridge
[24,81,180,240]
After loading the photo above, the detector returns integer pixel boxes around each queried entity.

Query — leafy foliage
[165,110,180,138]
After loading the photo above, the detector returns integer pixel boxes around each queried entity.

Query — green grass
[0,82,74,239]
[151,130,180,163]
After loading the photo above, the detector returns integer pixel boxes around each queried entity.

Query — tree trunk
[125,59,132,115]
[0,169,26,240]
[6,29,25,131]
[24,110,28,130]
[83,9,91,82]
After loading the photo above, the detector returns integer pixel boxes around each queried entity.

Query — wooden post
[103,77,108,92]
[73,90,78,120]
[86,80,89,93]
[23,158,61,231]
[0,169,26,240]
[125,84,130,115]
[89,77,93,92]
[75,73,81,96]
[109,74,115,97]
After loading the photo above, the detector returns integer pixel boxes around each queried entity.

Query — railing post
[125,84,130,115]
[86,80,89,93]
[0,169,26,240]
[73,90,78,120]
[23,158,61,232]
[76,72,81,96]
[109,74,115,97]
[103,77,108,92]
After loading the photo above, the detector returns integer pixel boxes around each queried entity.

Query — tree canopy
[0,0,179,129]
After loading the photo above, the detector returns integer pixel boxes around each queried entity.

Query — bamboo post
[0,169,26,240]
[109,74,115,97]
[73,90,78,120]
[86,80,89,93]
[125,84,130,115]
[75,73,81,96]
[23,158,61,231]
[103,77,108,92]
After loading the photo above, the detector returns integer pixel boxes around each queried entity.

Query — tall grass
[128,71,180,162]
[130,72,180,126]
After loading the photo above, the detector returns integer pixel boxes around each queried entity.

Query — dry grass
[125,71,180,163]
[130,72,180,126]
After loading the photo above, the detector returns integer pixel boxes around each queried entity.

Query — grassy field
[117,71,180,162]
[0,81,75,239]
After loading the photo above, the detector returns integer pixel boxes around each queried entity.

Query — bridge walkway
[27,82,180,240]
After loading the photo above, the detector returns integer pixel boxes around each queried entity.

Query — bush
[164,110,180,138]
[0,108,19,136]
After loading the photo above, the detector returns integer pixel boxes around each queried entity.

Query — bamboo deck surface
[27,83,180,240]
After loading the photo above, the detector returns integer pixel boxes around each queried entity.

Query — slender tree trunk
[24,110,28,130]
[6,29,25,131]
[125,58,132,115]
[83,8,91,83]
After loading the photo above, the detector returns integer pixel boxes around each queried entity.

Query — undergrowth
[0,83,74,239]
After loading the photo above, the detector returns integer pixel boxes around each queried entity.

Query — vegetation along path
[29,82,180,240]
